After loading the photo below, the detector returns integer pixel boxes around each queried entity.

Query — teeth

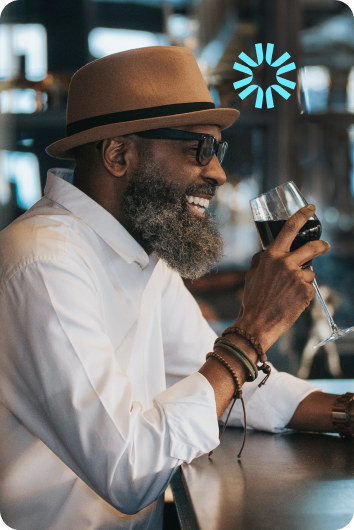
[186,195,210,209]
[196,206,204,213]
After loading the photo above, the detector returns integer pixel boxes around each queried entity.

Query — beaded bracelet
[222,326,271,386]
[206,351,247,459]
[214,336,258,382]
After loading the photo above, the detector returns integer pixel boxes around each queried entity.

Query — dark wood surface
[172,380,354,530]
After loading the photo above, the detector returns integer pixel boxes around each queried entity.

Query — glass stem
[312,278,338,334]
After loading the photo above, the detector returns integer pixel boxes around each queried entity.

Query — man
[0,46,348,530]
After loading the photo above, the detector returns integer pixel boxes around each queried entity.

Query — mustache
[184,184,217,197]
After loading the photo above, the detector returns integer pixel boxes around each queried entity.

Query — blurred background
[1,0,354,385]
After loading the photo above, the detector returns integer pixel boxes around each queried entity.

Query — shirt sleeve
[160,266,321,433]
[220,365,321,432]
[161,266,217,387]
[0,258,219,516]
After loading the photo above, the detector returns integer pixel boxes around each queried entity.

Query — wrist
[332,393,354,437]
[233,316,270,353]
[216,334,258,365]
[213,346,254,385]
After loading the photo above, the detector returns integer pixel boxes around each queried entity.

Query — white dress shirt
[0,169,319,530]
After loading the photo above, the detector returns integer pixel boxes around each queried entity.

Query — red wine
[255,219,322,251]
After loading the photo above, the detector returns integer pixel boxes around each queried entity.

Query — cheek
[165,171,196,194]
[150,149,201,192]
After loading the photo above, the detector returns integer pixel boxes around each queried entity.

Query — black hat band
[66,102,216,137]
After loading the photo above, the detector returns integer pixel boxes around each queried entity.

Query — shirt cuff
[153,372,220,463]
[223,368,321,433]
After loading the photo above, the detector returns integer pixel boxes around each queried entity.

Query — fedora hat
[46,46,240,159]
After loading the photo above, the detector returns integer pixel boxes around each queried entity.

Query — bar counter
[171,380,354,530]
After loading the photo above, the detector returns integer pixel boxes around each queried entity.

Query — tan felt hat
[46,46,240,159]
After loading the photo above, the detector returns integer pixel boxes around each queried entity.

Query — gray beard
[121,154,224,279]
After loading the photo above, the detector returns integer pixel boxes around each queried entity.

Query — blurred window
[167,13,201,53]
[215,177,260,267]
[349,125,354,199]
[0,89,48,114]
[89,27,168,57]
[168,14,191,39]
[0,24,47,81]
[0,151,41,209]
[347,67,354,113]
[299,66,330,114]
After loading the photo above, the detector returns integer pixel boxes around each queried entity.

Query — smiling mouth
[186,195,210,217]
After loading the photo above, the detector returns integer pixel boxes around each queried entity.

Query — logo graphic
[337,0,354,16]
[0,0,18,17]
[233,43,296,109]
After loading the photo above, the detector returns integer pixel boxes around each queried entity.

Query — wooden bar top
[172,380,354,530]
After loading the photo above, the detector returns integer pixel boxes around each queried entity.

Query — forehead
[172,124,222,141]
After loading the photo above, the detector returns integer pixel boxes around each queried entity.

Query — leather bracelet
[214,336,258,382]
[205,351,247,458]
[222,326,267,363]
[332,392,354,437]
[221,326,271,387]
[206,351,242,398]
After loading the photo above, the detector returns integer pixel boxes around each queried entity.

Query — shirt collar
[44,168,150,269]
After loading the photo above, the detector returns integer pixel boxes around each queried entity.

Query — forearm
[286,391,338,432]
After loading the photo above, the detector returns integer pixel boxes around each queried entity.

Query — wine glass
[250,181,354,348]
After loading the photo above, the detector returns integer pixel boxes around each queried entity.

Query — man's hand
[236,205,330,352]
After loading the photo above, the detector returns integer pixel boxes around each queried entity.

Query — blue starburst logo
[233,43,296,109]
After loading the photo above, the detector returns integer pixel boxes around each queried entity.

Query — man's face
[121,125,227,279]
[140,125,226,216]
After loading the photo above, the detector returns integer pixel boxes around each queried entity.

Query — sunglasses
[135,129,228,166]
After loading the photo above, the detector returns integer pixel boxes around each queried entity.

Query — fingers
[290,240,330,266]
[303,282,316,304]
[249,251,262,270]
[283,270,316,306]
[295,267,315,284]
[271,205,316,252]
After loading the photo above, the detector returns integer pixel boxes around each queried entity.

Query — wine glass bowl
[250,182,354,349]
[251,182,322,264]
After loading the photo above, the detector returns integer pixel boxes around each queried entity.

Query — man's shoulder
[0,197,79,286]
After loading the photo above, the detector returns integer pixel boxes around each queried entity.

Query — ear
[100,137,134,178]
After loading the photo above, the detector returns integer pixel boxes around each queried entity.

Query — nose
[200,154,227,187]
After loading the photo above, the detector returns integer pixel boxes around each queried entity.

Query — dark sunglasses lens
[199,136,216,166]
[217,142,228,164]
